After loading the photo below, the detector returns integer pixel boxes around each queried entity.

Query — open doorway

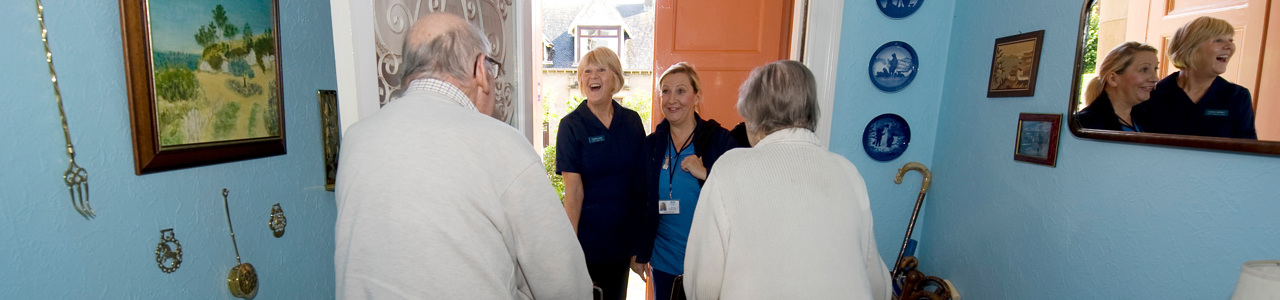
[534,0,656,203]
[533,0,805,298]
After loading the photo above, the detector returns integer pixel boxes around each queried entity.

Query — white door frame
[330,0,376,133]
[794,0,843,148]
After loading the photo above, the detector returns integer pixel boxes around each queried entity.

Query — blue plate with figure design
[863,113,910,162]
[878,0,923,19]
[868,41,918,93]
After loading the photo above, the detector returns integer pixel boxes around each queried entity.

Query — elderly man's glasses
[475,54,504,78]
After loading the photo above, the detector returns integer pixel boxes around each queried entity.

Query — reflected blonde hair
[577,47,625,95]
[1084,41,1158,105]
[1168,16,1234,70]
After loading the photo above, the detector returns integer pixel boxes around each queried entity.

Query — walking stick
[891,162,931,279]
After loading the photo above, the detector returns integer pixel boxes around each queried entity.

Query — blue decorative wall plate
[863,113,911,162]
[868,41,918,93]
[878,0,924,19]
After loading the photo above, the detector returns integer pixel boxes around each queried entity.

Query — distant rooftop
[542,0,653,70]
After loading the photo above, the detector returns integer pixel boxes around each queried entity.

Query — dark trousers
[587,261,630,300]
[652,268,681,300]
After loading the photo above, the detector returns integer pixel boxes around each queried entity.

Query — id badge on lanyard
[659,200,680,214]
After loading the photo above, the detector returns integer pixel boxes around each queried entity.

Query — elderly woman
[630,62,740,300]
[555,46,646,300]
[1078,42,1160,131]
[1133,16,1256,139]
[682,60,891,299]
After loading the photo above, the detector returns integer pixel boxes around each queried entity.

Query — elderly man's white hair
[392,12,491,98]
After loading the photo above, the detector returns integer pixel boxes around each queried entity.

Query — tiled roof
[542,0,652,70]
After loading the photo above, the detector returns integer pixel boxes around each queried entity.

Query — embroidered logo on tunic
[1205,109,1229,117]
[589,135,606,143]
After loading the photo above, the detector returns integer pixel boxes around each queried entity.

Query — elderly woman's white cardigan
[683,128,892,300]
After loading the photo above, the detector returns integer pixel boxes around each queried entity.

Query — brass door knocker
[268,203,286,238]
[155,228,182,273]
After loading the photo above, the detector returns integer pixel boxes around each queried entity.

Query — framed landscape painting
[120,0,285,175]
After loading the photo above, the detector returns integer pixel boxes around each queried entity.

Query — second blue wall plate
[868,41,918,93]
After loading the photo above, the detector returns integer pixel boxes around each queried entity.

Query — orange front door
[652,0,794,128]
[1128,0,1276,139]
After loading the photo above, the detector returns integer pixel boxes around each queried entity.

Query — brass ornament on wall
[220,189,258,298]
[155,228,182,273]
[268,203,286,238]
[37,0,94,219]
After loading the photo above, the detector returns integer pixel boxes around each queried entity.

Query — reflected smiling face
[1107,51,1160,104]
[1194,34,1235,75]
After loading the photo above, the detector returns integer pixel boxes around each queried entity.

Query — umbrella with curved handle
[891,162,931,279]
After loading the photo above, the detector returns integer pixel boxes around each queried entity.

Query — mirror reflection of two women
[1079,16,1257,139]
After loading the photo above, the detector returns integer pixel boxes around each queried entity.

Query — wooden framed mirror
[1067,0,1280,155]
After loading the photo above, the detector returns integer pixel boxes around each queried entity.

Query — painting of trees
[148,1,280,146]
[124,0,285,173]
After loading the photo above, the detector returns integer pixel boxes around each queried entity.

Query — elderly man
[334,13,592,299]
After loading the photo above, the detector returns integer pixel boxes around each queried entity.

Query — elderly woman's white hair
[736,60,820,137]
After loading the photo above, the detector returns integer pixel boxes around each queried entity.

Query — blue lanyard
[667,129,694,198]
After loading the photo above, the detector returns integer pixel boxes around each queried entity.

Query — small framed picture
[987,30,1045,98]
[1014,113,1061,167]
[318,90,341,191]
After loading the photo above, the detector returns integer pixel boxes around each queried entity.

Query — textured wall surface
[829,0,957,269]
[922,0,1280,298]
[0,0,338,298]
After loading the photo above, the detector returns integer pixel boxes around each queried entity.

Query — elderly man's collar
[403,78,477,112]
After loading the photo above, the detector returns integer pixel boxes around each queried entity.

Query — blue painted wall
[830,0,957,269]
[0,0,337,298]
[915,0,1280,298]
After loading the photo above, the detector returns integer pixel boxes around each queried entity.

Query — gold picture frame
[318,90,340,191]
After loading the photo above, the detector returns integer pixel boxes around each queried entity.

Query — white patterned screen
[373,0,519,127]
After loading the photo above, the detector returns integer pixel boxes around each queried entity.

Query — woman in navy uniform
[1133,16,1256,139]
[555,46,646,300]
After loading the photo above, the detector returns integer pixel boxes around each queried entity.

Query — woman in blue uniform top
[1078,42,1160,132]
[631,62,740,300]
[556,46,646,300]
[1133,16,1256,139]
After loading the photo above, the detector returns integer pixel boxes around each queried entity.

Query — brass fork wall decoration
[37,0,93,219]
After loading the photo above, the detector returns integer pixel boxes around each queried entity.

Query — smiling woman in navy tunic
[555,46,645,300]
[1133,16,1256,139]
